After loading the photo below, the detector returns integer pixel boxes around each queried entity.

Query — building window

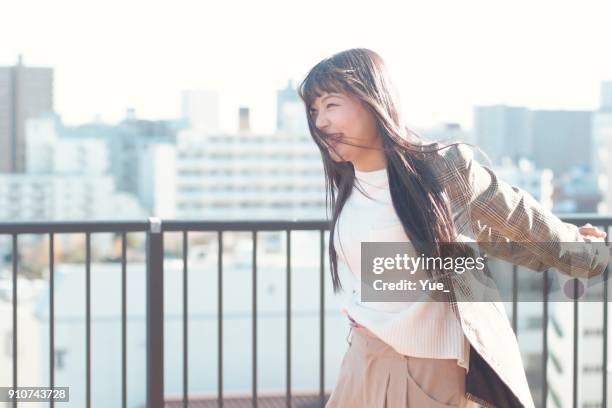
[526,316,542,330]
[582,364,602,374]
[583,327,603,337]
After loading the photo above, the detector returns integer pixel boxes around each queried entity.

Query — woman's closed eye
[310,104,337,115]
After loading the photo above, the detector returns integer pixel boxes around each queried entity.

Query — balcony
[0,215,611,408]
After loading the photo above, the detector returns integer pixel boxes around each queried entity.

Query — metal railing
[0,215,611,408]
[0,219,329,408]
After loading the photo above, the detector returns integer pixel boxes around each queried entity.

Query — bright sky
[2,0,612,133]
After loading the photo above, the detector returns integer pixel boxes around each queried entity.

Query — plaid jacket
[423,143,610,408]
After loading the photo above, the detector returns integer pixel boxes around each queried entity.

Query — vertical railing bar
[512,265,518,333]
[146,218,164,408]
[542,269,548,408]
[183,231,189,408]
[50,233,55,408]
[252,231,258,408]
[86,232,91,408]
[218,230,223,408]
[602,224,609,408]
[286,229,291,408]
[12,233,18,408]
[573,279,579,408]
[319,229,325,407]
[121,232,127,408]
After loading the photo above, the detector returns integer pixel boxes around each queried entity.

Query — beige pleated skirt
[326,320,474,408]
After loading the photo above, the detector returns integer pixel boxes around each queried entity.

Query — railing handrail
[0,219,331,234]
[1,214,611,234]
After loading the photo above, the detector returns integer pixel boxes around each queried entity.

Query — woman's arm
[449,144,610,278]
[472,219,549,272]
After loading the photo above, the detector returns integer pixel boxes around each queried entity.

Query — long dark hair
[298,48,477,293]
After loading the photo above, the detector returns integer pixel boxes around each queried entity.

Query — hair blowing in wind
[298,48,477,292]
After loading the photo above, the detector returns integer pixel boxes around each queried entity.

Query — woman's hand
[578,223,607,239]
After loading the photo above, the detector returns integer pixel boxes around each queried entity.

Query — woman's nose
[315,112,330,130]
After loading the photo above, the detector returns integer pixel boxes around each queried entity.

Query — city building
[238,107,251,133]
[552,165,602,214]
[421,122,474,145]
[139,143,177,217]
[181,89,219,135]
[492,158,554,211]
[592,82,612,214]
[174,130,325,220]
[545,301,608,408]
[600,81,612,111]
[0,275,45,390]
[531,110,592,178]
[276,80,308,134]
[106,110,181,198]
[474,106,593,176]
[474,105,531,165]
[0,115,146,221]
[0,55,53,173]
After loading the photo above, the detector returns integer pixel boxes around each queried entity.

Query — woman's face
[309,91,381,164]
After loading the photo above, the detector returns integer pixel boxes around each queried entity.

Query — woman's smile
[326,133,344,149]
[329,135,341,143]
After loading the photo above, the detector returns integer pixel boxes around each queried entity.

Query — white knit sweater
[333,166,470,371]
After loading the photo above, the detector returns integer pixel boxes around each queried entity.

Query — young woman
[297,48,609,408]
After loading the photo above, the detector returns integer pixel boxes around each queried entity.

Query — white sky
[2,0,612,133]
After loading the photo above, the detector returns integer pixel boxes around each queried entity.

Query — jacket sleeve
[472,219,550,272]
[450,144,610,278]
